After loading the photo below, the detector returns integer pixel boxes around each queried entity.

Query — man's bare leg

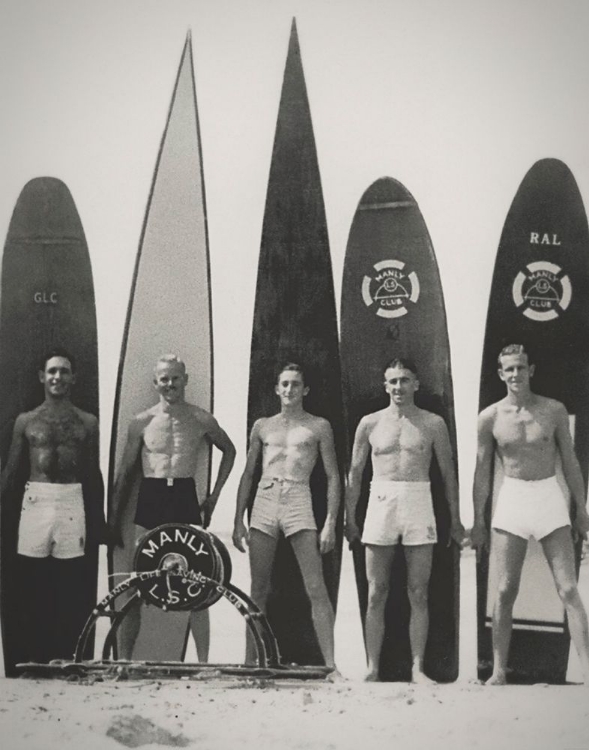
[290,530,336,669]
[246,528,279,665]
[542,526,589,685]
[364,544,396,681]
[405,544,434,684]
[486,529,528,685]
[189,610,210,662]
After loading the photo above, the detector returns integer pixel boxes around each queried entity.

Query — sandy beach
[1,537,588,750]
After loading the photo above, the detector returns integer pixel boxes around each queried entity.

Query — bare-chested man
[232,362,340,670]
[0,348,105,665]
[472,343,589,685]
[345,358,463,683]
[111,354,236,660]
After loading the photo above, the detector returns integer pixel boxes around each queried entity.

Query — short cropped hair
[154,354,186,375]
[39,347,76,373]
[497,344,531,366]
[276,361,306,385]
[383,357,418,377]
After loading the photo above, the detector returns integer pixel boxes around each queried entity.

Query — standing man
[1,348,105,664]
[472,343,589,685]
[232,362,340,670]
[111,354,236,660]
[345,358,463,683]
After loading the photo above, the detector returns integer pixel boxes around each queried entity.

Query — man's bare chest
[370,419,429,456]
[27,412,86,449]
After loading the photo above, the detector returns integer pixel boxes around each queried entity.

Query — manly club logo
[512,261,572,322]
[362,260,420,318]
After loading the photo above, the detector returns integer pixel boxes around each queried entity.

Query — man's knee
[367,578,390,608]
[407,583,429,609]
[555,580,580,607]
[495,579,520,608]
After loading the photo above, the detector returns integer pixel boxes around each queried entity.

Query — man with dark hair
[473,343,589,685]
[232,361,340,670]
[1,349,105,663]
[111,354,236,660]
[345,358,463,682]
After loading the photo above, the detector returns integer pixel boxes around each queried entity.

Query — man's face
[498,352,534,391]
[384,366,419,405]
[275,369,308,406]
[154,361,187,404]
[39,356,75,398]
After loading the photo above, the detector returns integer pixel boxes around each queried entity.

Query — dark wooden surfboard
[477,158,589,684]
[108,34,213,660]
[0,177,100,676]
[340,177,459,682]
[247,19,345,666]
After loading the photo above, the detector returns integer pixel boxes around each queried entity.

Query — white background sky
[2,0,589,530]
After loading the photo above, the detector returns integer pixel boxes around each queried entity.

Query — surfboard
[0,176,100,676]
[340,176,459,682]
[108,33,213,660]
[247,19,345,666]
[477,158,589,684]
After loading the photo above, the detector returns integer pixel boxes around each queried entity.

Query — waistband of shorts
[25,482,83,497]
[259,475,309,487]
[501,475,558,487]
[370,479,431,490]
[140,477,196,486]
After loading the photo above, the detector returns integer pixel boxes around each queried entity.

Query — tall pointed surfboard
[108,34,212,660]
[340,177,459,681]
[0,177,100,676]
[248,19,345,666]
[477,158,589,684]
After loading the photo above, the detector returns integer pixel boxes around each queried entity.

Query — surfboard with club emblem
[108,33,213,661]
[0,177,100,676]
[477,158,589,684]
[247,19,345,666]
[340,176,459,682]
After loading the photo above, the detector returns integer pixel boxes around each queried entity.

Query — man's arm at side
[431,415,464,546]
[110,417,144,543]
[0,413,28,499]
[201,416,237,527]
[232,420,263,552]
[344,417,371,546]
[317,419,341,555]
[84,414,107,546]
[554,401,589,538]
[472,407,496,557]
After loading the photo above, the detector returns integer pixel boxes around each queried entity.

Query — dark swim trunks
[134,478,201,530]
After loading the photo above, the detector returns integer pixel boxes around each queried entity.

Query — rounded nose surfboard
[0,176,100,676]
[340,177,459,682]
[247,19,345,666]
[477,158,589,684]
[108,34,213,661]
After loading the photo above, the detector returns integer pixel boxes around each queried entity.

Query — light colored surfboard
[108,33,212,660]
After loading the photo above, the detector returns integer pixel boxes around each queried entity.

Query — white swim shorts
[250,476,317,539]
[18,482,86,559]
[362,480,437,546]
[492,475,571,541]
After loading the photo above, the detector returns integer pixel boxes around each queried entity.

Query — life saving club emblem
[362,260,420,318]
[512,261,572,322]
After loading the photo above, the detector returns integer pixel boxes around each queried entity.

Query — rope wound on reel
[133,523,232,612]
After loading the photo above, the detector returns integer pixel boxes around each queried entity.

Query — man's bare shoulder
[184,403,218,427]
[361,409,388,428]
[534,394,566,414]
[478,402,499,426]
[72,406,98,429]
[306,413,334,436]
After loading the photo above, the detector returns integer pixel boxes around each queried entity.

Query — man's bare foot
[325,668,346,683]
[363,669,380,682]
[485,671,507,686]
[411,670,436,685]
